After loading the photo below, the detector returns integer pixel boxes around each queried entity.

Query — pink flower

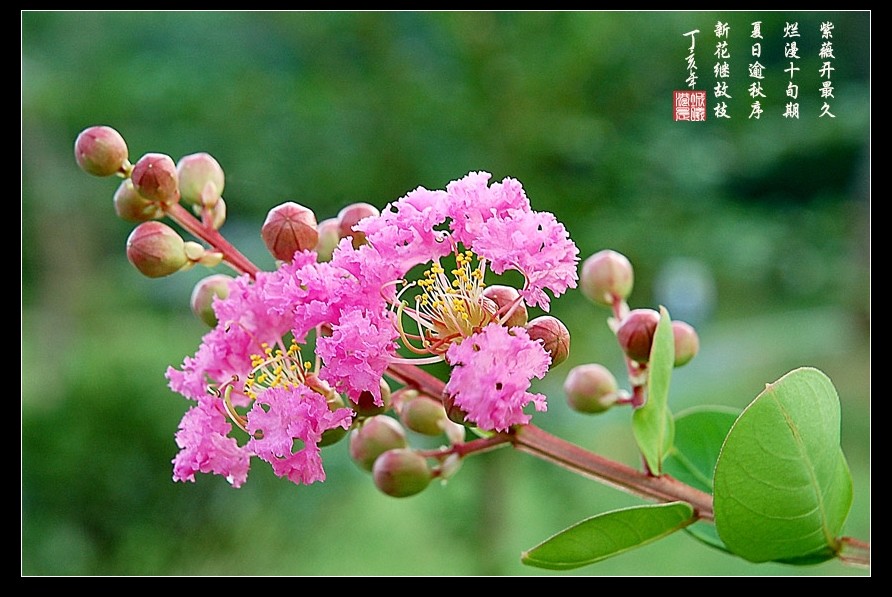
[166,253,364,488]
[445,324,550,432]
[172,399,251,488]
[247,385,352,485]
[316,308,399,405]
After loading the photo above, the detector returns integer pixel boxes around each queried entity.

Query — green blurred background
[22,11,870,576]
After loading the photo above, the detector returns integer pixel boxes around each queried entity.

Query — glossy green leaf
[521,502,696,570]
[664,406,740,494]
[714,367,853,563]
[664,406,740,553]
[632,306,675,475]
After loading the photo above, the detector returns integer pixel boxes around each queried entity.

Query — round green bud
[563,363,619,414]
[261,201,319,262]
[580,249,634,306]
[176,152,225,206]
[319,393,351,447]
[483,285,528,327]
[348,415,407,472]
[525,315,570,368]
[672,320,700,367]
[190,273,233,327]
[131,153,181,205]
[337,202,380,249]
[398,395,449,436]
[315,217,341,262]
[616,308,660,363]
[113,179,164,222]
[372,449,433,498]
[125,221,187,278]
[74,125,129,177]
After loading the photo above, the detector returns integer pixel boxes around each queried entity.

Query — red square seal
[674,90,707,121]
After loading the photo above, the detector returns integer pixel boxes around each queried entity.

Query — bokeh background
[22,11,870,576]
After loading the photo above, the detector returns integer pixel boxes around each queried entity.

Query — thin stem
[384,361,714,521]
[837,537,871,568]
[511,424,714,521]
[164,202,260,278]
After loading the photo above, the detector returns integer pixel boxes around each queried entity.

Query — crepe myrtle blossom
[166,251,354,488]
[328,171,578,431]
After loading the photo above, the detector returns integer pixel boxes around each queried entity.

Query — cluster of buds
[565,249,700,414]
[75,126,229,278]
[347,386,467,497]
[260,200,381,263]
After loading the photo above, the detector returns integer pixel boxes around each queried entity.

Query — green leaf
[521,502,696,570]
[664,406,741,494]
[632,305,675,475]
[713,367,853,563]
[664,406,740,553]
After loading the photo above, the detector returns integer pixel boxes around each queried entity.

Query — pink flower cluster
[166,171,579,487]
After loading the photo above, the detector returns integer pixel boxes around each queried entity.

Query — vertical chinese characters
[819,21,836,118]
[683,29,700,89]
[748,21,765,119]
[783,21,801,119]
[713,21,731,119]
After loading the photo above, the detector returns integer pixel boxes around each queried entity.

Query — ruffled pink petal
[172,400,251,488]
[444,324,550,432]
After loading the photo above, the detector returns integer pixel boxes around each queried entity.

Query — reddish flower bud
[483,285,528,327]
[74,125,129,177]
[443,392,471,427]
[564,363,619,414]
[616,308,661,363]
[372,449,433,498]
[131,153,180,205]
[337,202,379,249]
[190,274,233,327]
[580,249,634,306]
[348,415,407,472]
[261,202,319,262]
[176,152,225,206]
[525,315,570,368]
[672,320,700,367]
[352,379,392,417]
[398,395,449,436]
[315,217,341,262]
[125,221,187,278]
[113,179,164,222]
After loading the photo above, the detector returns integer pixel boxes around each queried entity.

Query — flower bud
[207,197,227,230]
[398,395,449,436]
[337,202,379,249]
[261,201,319,262]
[74,125,129,177]
[125,221,187,278]
[580,249,634,306]
[525,315,570,368]
[443,393,471,427]
[483,285,528,327]
[315,217,341,262]
[190,274,233,327]
[616,308,660,363]
[672,320,700,367]
[372,449,433,498]
[176,152,225,206]
[352,378,392,417]
[131,153,180,205]
[319,393,351,447]
[564,363,619,414]
[348,415,407,472]
[113,179,164,222]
